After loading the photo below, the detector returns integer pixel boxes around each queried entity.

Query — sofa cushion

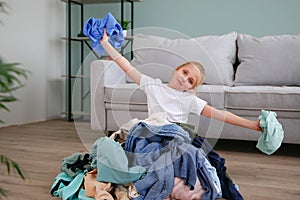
[225,86,300,114]
[105,83,146,105]
[130,32,237,86]
[235,34,300,86]
[195,85,229,109]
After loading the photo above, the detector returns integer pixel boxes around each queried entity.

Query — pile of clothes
[51,113,243,200]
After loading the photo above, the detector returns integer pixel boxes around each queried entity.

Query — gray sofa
[90,32,300,144]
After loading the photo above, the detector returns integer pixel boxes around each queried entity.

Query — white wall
[0,0,66,126]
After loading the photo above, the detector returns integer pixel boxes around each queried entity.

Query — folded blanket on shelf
[83,12,124,54]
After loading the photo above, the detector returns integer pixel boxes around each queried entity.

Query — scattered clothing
[90,137,146,184]
[110,118,139,144]
[114,184,140,200]
[84,169,114,200]
[83,12,124,54]
[257,110,284,155]
[198,148,222,198]
[165,177,204,200]
[125,122,219,200]
[192,136,243,200]
[50,171,93,200]
[60,152,92,178]
[110,112,172,144]
[52,117,249,200]
[51,169,139,200]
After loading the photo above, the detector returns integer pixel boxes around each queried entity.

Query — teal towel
[50,171,93,200]
[90,137,146,184]
[256,110,284,155]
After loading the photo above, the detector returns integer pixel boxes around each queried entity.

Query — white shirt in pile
[140,74,207,123]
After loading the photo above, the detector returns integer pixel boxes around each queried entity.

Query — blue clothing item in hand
[83,12,124,54]
[256,110,284,155]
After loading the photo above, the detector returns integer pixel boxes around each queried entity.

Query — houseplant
[117,19,131,36]
[0,53,28,200]
[0,59,29,122]
[0,1,28,198]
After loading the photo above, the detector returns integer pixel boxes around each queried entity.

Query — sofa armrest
[90,60,126,131]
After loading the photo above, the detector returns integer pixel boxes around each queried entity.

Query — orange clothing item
[84,169,114,200]
[84,169,137,200]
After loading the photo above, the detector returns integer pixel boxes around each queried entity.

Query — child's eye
[189,79,194,85]
[183,70,187,74]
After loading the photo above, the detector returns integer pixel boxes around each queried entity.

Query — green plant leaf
[0,187,7,198]
[0,155,11,175]
[0,102,11,112]
[11,161,25,180]
[0,60,30,117]
[116,19,131,30]
[0,155,25,180]
[0,96,17,102]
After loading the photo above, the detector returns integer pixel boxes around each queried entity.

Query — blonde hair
[176,61,205,88]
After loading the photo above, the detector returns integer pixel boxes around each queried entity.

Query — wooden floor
[0,119,299,200]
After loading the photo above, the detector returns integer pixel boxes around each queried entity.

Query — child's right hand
[100,28,109,44]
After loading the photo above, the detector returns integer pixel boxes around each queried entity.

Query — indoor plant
[0,1,28,198]
[0,52,28,200]
[117,19,131,36]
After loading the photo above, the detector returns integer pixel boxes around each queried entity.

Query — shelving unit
[62,0,142,121]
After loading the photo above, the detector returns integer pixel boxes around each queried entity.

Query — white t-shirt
[140,74,207,123]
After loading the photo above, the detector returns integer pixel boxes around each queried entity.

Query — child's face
[168,64,201,91]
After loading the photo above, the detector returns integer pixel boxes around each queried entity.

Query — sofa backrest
[129,32,300,87]
[130,32,237,86]
[234,34,300,86]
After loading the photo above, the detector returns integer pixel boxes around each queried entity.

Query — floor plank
[0,119,299,199]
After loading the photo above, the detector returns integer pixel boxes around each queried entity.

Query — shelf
[62,0,140,121]
[61,111,90,116]
[62,36,89,41]
[61,75,86,78]
[61,36,134,41]
[61,0,142,4]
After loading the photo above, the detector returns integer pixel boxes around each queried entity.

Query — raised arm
[201,104,262,132]
[100,29,142,85]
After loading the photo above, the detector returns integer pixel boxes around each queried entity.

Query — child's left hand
[255,120,263,132]
[100,28,109,44]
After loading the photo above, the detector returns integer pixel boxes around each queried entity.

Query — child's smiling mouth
[177,78,182,86]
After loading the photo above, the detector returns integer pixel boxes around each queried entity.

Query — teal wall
[82,0,300,37]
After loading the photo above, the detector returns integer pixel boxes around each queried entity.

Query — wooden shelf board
[61,0,142,4]
[61,111,91,116]
[61,75,86,78]
[61,36,134,41]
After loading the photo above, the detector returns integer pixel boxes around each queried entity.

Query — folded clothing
[83,12,124,54]
[256,110,284,155]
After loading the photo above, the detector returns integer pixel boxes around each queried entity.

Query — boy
[100,30,262,133]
